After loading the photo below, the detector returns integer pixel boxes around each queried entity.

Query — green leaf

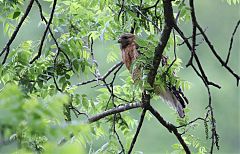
[73,59,80,72]
[12,11,21,19]
[106,51,118,63]
[59,77,66,84]
[82,94,88,110]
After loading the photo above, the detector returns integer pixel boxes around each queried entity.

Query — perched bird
[118,33,188,118]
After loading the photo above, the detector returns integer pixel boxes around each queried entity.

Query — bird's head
[118,33,135,49]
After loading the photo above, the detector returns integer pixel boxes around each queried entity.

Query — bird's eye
[123,36,128,39]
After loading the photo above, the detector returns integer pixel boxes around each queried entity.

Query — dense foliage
[0,0,239,153]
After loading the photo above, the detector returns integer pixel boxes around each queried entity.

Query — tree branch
[196,22,240,86]
[0,0,35,64]
[113,113,126,154]
[140,1,191,153]
[143,0,160,10]
[88,102,143,123]
[147,0,175,87]
[128,108,147,154]
[188,0,197,66]
[135,7,161,32]
[148,105,190,154]
[176,117,207,129]
[35,0,72,71]
[174,25,221,89]
[226,19,240,65]
[71,61,123,88]
[30,0,57,64]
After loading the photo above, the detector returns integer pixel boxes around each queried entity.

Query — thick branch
[147,0,175,87]
[88,102,142,123]
[188,0,197,66]
[148,105,190,154]
[142,1,191,153]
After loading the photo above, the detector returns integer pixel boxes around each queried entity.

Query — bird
[117,33,188,118]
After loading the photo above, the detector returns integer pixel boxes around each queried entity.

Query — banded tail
[159,86,188,118]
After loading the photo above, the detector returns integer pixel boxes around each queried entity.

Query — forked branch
[0,0,35,64]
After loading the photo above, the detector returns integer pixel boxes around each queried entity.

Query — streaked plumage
[118,33,188,118]
[118,33,141,81]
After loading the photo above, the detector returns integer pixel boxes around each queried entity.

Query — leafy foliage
[225,0,240,5]
[0,84,89,153]
[1,0,237,153]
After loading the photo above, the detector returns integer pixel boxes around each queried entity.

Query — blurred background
[0,0,239,153]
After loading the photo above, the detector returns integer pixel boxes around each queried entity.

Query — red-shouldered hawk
[117,33,141,81]
[118,33,187,118]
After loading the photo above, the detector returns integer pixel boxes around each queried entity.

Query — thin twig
[143,0,160,10]
[174,25,221,89]
[177,31,206,46]
[90,37,101,78]
[35,0,72,69]
[69,106,89,118]
[30,0,57,64]
[175,0,185,23]
[188,0,197,66]
[163,29,177,76]
[71,61,123,88]
[128,108,146,154]
[135,7,161,32]
[118,0,125,21]
[176,117,207,129]
[197,22,240,86]
[102,62,124,80]
[113,114,125,154]
[53,74,62,92]
[225,19,240,65]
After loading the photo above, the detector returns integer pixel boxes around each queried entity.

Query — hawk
[118,33,188,118]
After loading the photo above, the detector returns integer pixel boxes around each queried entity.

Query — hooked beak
[117,38,121,43]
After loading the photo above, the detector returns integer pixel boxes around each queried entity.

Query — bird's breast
[121,43,138,70]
